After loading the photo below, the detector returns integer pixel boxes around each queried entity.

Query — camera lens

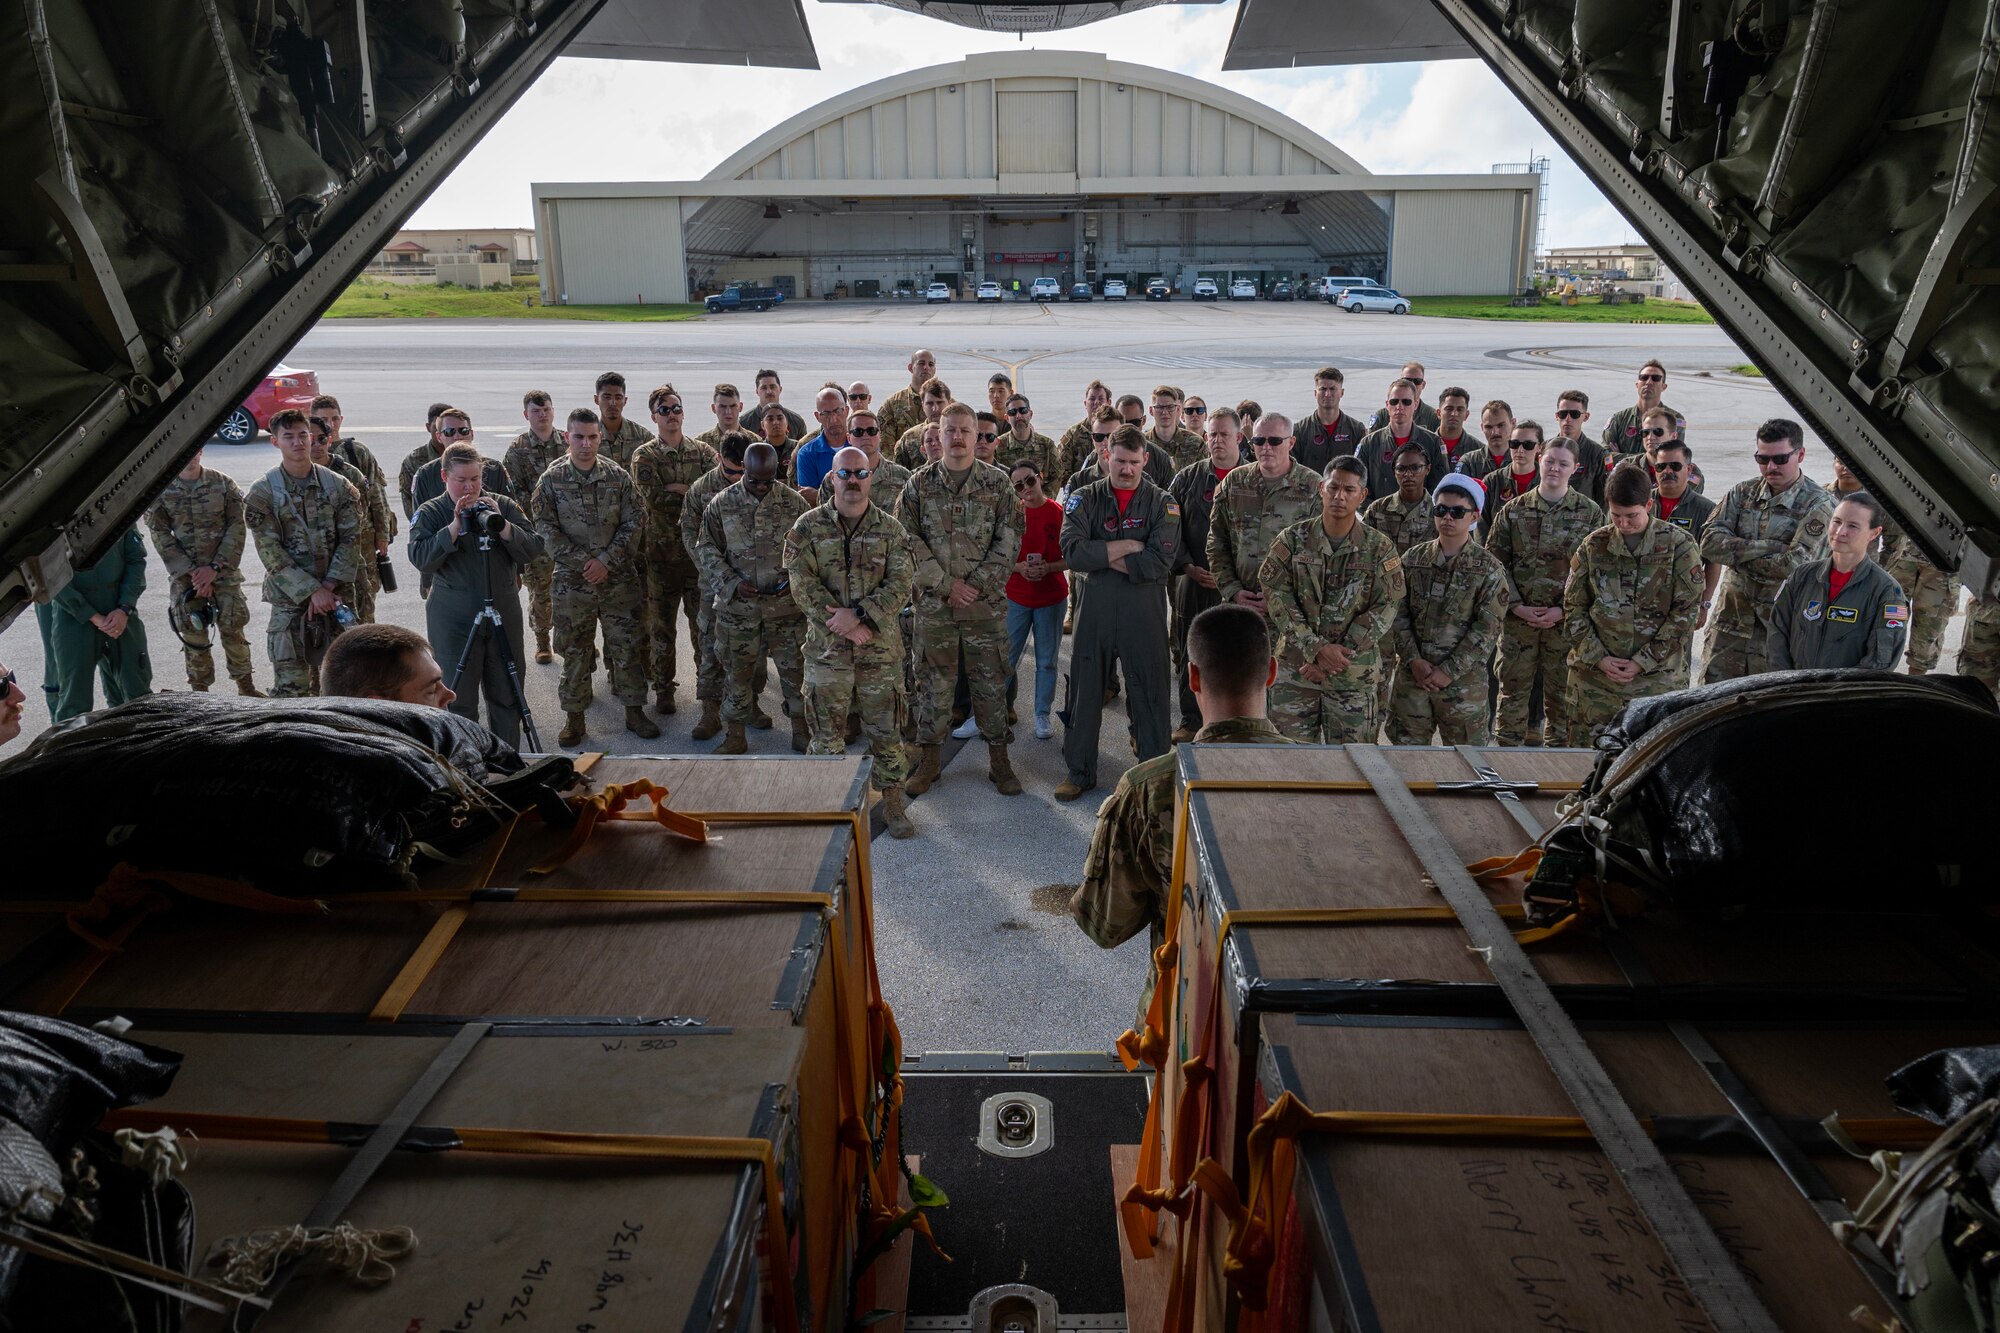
[480,508,506,535]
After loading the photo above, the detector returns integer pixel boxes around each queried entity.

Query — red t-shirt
[1828,567,1854,602]
[1510,469,1537,495]
[1213,466,1232,486]
[1007,498,1069,608]
[1657,494,1680,524]
[1112,484,1137,516]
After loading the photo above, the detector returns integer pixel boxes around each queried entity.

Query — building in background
[533,52,1540,305]
[366,229,539,286]
[1542,243,1660,282]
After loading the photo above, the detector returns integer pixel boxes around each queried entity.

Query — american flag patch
[1884,603,1909,627]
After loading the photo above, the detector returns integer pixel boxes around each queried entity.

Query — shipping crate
[109,1022,814,1332]
[1,755,892,1333]
[1129,743,2000,1330]
[1241,1012,1995,1332]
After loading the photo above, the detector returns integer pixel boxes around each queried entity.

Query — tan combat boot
[718,721,749,755]
[192,683,210,693]
[905,744,942,795]
[1053,779,1095,802]
[1171,724,1196,744]
[879,785,915,839]
[750,703,774,729]
[654,686,677,716]
[987,743,1023,796]
[791,714,809,754]
[235,678,265,698]
[558,712,587,747]
[535,631,553,665]
[691,699,723,741]
[625,705,660,740]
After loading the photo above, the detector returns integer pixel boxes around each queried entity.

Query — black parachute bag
[0,1012,186,1331]
[1825,1045,2000,1333]
[0,693,576,897]
[1525,670,2000,922]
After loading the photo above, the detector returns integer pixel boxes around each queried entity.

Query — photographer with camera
[409,441,545,747]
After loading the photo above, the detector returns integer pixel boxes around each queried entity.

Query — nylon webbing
[1347,744,1782,1333]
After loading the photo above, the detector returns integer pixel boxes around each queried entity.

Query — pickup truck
[703,283,782,313]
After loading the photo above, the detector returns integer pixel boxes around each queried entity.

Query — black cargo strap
[239,1021,491,1326]
[1349,745,1781,1333]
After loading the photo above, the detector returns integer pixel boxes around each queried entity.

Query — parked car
[1068,282,1093,302]
[1103,279,1128,300]
[1192,278,1219,301]
[926,282,952,303]
[1337,286,1412,315]
[703,282,781,313]
[1229,278,1258,301]
[1145,277,1171,301]
[976,281,1003,303]
[217,363,320,443]
[1269,279,1294,301]
[1303,278,1326,299]
[1030,277,1062,301]
[1321,274,1384,304]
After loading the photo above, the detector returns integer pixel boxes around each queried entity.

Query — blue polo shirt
[793,433,838,490]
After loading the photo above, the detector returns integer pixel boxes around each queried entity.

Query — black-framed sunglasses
[847,391,870,400]
[1387,397,1415,406]
[1185,403,1206,414]
[1509,440,1540,450]
[1655,461,1687,473]
[849,426,881,438]
[1250,435,1289,447]
[0,669,15,692]
[1637,372,1665,382]
[438,425,471,438]
[1433,503,1476,519]
[721,465,745,479]
[1006,406,1032,416]
[1555,409,1582,420]
[832,467,872,480]
[654,403,684,414]
[1407,377,1426,386]
[1091,431,1113,442]
[976,431,998,442]
[1754,449,1798,466]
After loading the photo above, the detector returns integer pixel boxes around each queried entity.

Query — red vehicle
[215,363,320,443]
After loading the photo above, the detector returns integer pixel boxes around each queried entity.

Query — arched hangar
[534,50,1539,303]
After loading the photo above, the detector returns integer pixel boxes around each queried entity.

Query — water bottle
[333,601,359,630]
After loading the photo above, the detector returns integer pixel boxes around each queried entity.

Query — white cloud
[410,0,1637,250]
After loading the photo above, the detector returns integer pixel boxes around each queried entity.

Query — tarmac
[2,299,1965,1053]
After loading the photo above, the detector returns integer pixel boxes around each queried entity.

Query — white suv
[1030,277,1062,301]
[926,282,951,303]
[1229,278,1258,301]
[976,281,1002,302]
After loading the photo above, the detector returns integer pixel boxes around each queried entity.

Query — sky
[408,0,1640,252]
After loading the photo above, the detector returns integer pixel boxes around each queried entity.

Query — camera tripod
[445,515,542,752]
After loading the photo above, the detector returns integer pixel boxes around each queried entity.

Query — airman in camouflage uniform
[897,406,1022,796]
[1260,458,1405,743]
[592,372,654,470]
[1698,421,1834,682]
[396,405,451,520]
[1206,416,1322,614]
[1362,444,1435,718]
[1146,386,1207,471]
[244,413,363,697]
[310,395,395,584]
[876,349,935,447]
[504,391,566,661]
[532,410,652,745]
[631,386,719,715]
[893,378,953,469]
[309,420,392,624]
[785,445,918,835]
[1563,471,1704,745]
[997,394,1059,478]
[1600,360,1685,461]
[680,433,756,740]
[1387,479,1510,745]
[698,443,810,753]
[1959,597,2000,694]
[1488,442,1603,746]
[145,449,260,695]
[1057,381,1114,486]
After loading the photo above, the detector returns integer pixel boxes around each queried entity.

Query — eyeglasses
[1393,462,1426,474]
[1555,409,1582,420]
[1655,461,1687,473]
[849,426,881,438]
[1006,406,1032,416]
[976,431,998,442]
[1152,404,1177,413]
[1642,426,1669,438]
[654,404,684,415]
[1091,431,1113,442]
[1433,504,1475,520]
[1754,450,1798,467]
[1013,477,1039,491]
[832,467,872,480]
[1637,372,1665,382]
[439,425,471,438]
[1387,397,1415,406]
[1250,435,1290,447]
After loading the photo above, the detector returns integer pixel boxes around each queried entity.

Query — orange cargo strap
[1185,1093,1944,1330]
[1115,776,1570,1263]
[100,1109,804,1333]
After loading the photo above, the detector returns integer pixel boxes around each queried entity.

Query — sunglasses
[1642,426,1670,437]
[1555,409,1582,420]
[1091,431,1113,442]
[1509,440,1539,450]
[1655,461,1687,473]
[832,467,872,480]
[654,404,684,414]
[1013,477,1040,491]
[1387,398,1414,406]
[1186,404,1206,414]
[1006,406,1031,416]
[1433,504,1476,520]
[438,425,471,438]
[847,392,869,400]
[1407,377,1426,385]
[1637,373,1665,382]
[721,465,745,479]
[976,432,998,442]
[1250,435,1289,447]
[849,426,881,438]
[1754,450,1797,466]
[0,669,14,692]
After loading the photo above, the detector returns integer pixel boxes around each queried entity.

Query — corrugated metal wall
[1080,80,1339,179]
[997,91,1078,173]
[743,79,999,180]
[1387,189,1529,296]
[546,197,687,304]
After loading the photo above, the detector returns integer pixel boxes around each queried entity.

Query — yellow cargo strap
[101,1109,802,1333]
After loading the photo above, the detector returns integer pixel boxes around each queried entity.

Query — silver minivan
[1321,274,1386,304]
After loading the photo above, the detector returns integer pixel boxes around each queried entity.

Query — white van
[1321,274,1387,304]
